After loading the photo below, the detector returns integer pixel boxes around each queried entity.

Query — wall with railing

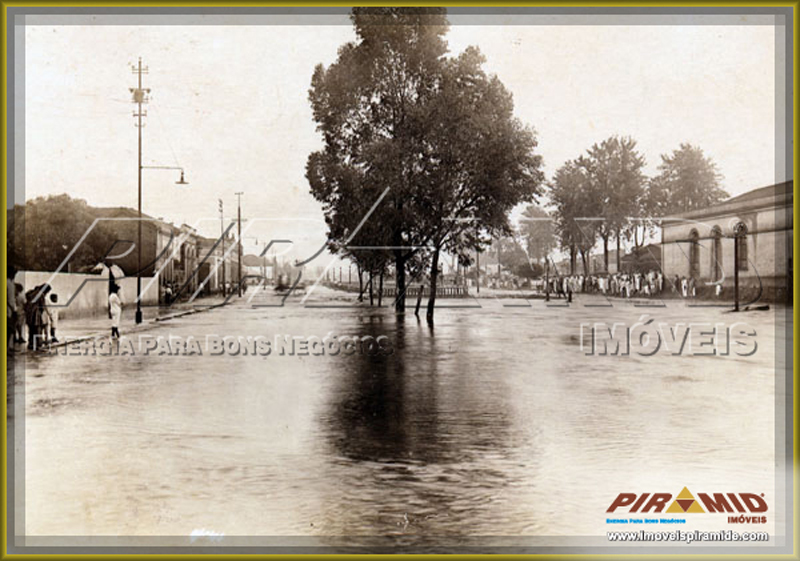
[324,281,468,298]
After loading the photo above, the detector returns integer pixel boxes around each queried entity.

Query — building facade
[195,234,240,295]
[661,181,792,302]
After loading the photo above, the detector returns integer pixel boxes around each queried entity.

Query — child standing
[109,284,122,339]
[46,293,59,343]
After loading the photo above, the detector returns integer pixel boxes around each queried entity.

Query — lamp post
[733,223,747,312]
[131,58,188,323]
[135,164,188,323]
[235,192,244,297]
[219,199,226,296]
[734,234,740,312]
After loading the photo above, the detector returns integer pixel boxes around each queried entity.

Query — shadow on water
[318,308,529,539]
[324,311,442,464]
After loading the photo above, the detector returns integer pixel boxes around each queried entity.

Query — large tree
[495,236,541,278]
[416,47,543,323]
[519,203,555,266]
[7,194,114,272]
[549,157,600,277]
[648,143,727,215]
[307,8,449,312]
[308,9,543,320]
[585,136,646,273]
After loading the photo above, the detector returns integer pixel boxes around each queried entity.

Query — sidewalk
[9,294,230,354]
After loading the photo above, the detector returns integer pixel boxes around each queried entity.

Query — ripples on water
[16,289,781,543]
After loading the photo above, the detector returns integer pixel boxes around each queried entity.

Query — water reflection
[320,310,525,537]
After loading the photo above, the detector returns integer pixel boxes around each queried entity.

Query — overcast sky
[21,14,780,262]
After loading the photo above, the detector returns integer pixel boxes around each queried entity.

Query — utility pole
[130,59,187,317]
[476,248,480,294]
[131,58,150,324]
[262,241,268,283]
[734,233,740,312]
[235,192,244,297]
[496,237,502,277]
[219,198,225,296]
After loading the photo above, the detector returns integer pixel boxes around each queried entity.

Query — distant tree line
[549,140,727,276]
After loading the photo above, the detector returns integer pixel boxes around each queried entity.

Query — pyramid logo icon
[666,487,705,513]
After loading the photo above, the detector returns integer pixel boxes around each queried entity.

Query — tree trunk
[414,284,423,317]
[394,251,406,312]
[616,230,622,272]
[580,249,589,276]
[569,245,576,276]
[426,246,440,325]
[369,273,374,306]
[378,267,384,307]
[603,235,609,273]
[357,264,364,302]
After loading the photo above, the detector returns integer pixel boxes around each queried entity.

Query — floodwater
[13,287,787,547]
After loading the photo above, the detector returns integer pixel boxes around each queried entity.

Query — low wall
[325,281,469,298]
[15,271,159,320]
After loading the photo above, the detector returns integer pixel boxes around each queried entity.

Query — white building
[661,181,792,302]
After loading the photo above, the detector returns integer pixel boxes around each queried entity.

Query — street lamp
[135,164,189,324]
[131,58,188,324]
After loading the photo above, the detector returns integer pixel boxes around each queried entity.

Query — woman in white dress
[109,283,122,339]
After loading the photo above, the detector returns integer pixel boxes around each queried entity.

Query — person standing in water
[109,283,122,339]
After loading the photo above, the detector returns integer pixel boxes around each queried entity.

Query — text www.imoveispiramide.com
[607,530,768,544]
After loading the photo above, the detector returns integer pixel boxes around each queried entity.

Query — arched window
[689,229,700,278]
[711,226,723,281]
[734,222,748,271]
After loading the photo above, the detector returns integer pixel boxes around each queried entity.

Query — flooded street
[13,288,785,546]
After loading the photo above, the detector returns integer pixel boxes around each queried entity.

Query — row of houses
[94,206,243,303]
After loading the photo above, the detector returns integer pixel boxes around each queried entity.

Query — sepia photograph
[3,4,795,556]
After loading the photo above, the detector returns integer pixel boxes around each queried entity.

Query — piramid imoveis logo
[607,487,768,523]
[666,487,705,514]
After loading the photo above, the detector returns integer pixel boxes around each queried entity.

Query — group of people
[543,270,723,300]
[7,265,125,353]
[595,271,666,298]
[544,271,668,299]
[6,266,60,351]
